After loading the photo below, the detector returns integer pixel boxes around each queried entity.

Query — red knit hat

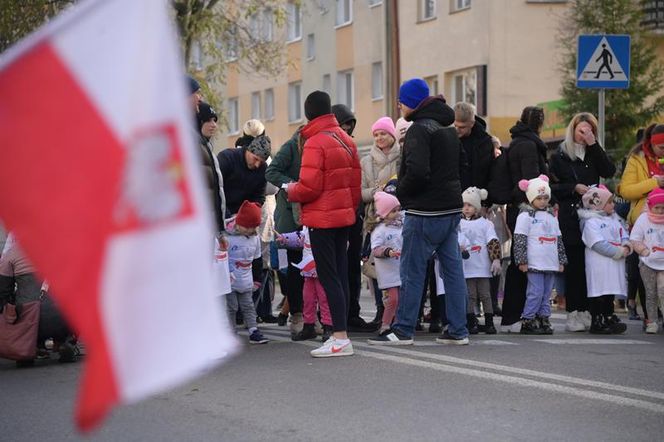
[647,188,664,209]
[235,200,262,228]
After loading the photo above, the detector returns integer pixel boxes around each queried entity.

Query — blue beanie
[187,75,200,94]
[399,78,429,109]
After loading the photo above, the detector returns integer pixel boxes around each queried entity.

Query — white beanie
[518,175,551,203]
[462,187,488,212]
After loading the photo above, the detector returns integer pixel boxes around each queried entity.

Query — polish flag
[0,0,237,431]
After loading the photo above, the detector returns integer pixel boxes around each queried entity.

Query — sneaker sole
[435,338,469,345]
[249,340,269,344]
[310,349,354,358]
[565,325,587,332]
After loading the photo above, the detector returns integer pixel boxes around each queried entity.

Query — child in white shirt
[371,192,403,333]
[460,187,502,334]
[226,201,268,344]
[578,185,629,334]
[514,175,567,335]
[630,187,664,334]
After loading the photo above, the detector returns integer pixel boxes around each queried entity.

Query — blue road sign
[577,34,631,89]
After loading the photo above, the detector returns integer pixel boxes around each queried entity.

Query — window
[449,66,486,114]
[424,75,439,96]
[251,92,261,119]
[419,0,436,21]
[450,0,471,12]
[288,82,302,122]
[335,0,353,27]
[190,40,202,71]
[224,26,238,61]
[227,98,239,134]
[264,89,275,120]
[249,10,274,42]
[287,2,302,42]
[307,34,316,60]
[371,62,383,100]
[322,74,332,94]
[368,0,382,6]
[336,70,354,110]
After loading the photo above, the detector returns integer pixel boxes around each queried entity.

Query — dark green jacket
[265,128,304,233]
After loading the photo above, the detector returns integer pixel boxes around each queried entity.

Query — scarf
[641,136,664,177]
[573,142,586,162]
[647,209,664,224]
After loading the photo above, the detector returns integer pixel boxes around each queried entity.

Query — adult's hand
[574,184,589,195]
[580,126,596,146]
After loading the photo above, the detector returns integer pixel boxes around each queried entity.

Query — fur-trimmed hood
[518,203,554,217]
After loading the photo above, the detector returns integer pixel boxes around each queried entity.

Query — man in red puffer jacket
[286,91,361,358]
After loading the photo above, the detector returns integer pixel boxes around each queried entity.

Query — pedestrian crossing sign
[577,34,630,89]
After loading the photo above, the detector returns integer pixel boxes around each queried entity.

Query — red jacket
[288,114,361,228]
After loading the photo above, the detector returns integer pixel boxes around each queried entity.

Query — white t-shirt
[630,212,664,271]
[582,213,627,297]
[460,217,498,278]
[434,258,445,295]
[514,210,561,272]
[371,222,402,289]
[228,233,262,292]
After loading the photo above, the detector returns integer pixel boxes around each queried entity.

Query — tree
[172,0,293,109]
[0,0,74,52]
[558,0,664,159]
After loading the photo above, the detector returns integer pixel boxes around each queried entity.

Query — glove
[491,259,502,276]
[461,250,470,260]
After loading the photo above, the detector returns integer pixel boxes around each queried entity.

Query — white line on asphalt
[353,350,664,414]
[259,330,664,402]
[533,339,653,345]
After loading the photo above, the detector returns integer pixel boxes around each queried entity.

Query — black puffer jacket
[549,142,615,246]
[460,115,494,192]
[396,96,466,214]
[507,121,549,207]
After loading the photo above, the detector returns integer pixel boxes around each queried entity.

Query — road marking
[259,330,664,403]
[533,339,653,345]
[411,340,517,346]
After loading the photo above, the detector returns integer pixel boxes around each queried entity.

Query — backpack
[487,147,512,205]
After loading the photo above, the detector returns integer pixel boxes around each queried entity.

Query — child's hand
[275,234,286,245]
[490,259,502,276]
[640,248,651,257]
[253,281,262,291]
[389,249,401,258]
[622,246,631,257]
[518,264,528,273]
[559,265,565,273]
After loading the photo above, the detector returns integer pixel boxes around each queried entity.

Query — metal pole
[598,88,605,147]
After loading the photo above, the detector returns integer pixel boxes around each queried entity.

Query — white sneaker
[645,321,659,334]
[566,311,586,332]
[578,311,592,329]
[310,337,354,358]
[500,321,521,333]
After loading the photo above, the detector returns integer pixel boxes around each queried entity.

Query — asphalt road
[1,307,663,442]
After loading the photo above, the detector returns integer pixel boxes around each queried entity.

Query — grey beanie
[247,135,271,160]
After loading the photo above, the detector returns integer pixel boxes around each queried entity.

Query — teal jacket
[265,128,304,233]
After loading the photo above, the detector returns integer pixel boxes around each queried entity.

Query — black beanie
[197,102,217,130]
[304,91,331,121]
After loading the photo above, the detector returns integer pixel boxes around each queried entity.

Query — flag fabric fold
[0,0,237,431]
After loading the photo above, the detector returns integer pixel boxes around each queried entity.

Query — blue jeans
[522,272,554,319]
[392,213,468,338]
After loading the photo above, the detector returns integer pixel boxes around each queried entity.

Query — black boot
[277,313,288,327]
[467,314,479,335]
[428,319,442,334]
[589,315,611,334]
[484,314,497,334]
[371,305,385,326]
[605,314,627,334]
[520,318,544,335]
[292,323,317,341]
[321,325,333,342]
[538,316,554,335]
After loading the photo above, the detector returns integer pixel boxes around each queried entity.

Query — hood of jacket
[406,95,455,127]
[369,142,400,170]
[302,114,340,139]
[464,115,492,145]
[518,203,554,217]
[332,104,356,134]
[510,120,547,155]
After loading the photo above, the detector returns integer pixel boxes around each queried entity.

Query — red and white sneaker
[310,337,354,358]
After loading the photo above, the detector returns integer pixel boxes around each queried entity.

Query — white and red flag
[0,0,237,431]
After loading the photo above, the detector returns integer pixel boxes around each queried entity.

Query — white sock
[249,327,258,333]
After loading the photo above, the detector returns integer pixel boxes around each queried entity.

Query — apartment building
[219,0,389,154]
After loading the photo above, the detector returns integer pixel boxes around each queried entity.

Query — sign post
[576,34,631,148]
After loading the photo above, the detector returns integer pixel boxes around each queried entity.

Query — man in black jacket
[454,102,494,192]
[368,78,469,346]
[217,135,270,217]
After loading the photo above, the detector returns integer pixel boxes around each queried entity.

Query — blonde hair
[562,112,600,161]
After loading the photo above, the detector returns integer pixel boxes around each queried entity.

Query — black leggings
[286,249,304,314]
[588,295,615,317]
[563,243,589,312]
[626,252,648,319]
[310,226,351,332]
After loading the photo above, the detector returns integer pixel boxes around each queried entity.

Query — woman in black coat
[501,106,548,329]
[549,112,615,332]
